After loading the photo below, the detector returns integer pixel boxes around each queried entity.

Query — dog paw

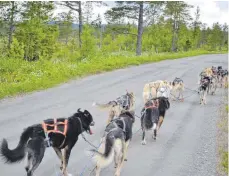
[25,167,29,172]
[153,137,157,140]
[141,140,146,145]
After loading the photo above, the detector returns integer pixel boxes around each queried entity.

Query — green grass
[221,150,228,174]
[0,50,227,99]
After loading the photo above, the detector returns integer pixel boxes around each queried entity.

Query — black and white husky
[91,111,135,176]
[0,109,94,176]
[140,99,159,145]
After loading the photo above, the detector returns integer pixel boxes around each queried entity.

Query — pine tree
[221,23,228,50]
[56,11,74,45]
[59,1,106,48]
[91,14,103,48]
[164,1,193,52]
[0,1,21,50]
[16,1,58,60]
[192,6,201,48]
[105,1,156,56]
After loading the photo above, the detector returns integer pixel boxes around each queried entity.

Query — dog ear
[77,108,82,113]
[84,110,90,115]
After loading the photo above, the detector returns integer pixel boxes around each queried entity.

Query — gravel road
[0,54,227,176]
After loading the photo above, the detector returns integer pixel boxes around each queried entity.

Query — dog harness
[145,99,159,109]
[141,99,160,125]
[77,117,88,142]
[141,99,159,116]
[109,117,126,134]
[42,119,68,147]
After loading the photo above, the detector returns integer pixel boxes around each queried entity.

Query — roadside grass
[217,92,228,175]
[221,104,228,174]
[0,50,227,99]
[220,149,228,174]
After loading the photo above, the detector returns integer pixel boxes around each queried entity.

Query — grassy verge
[220,149,228,174]
[217,90,228,175]
[0,50,227,99]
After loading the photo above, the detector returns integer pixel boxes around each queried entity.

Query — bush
[15,19,59,60]
[7,38,24,59]
[80,25,96,59]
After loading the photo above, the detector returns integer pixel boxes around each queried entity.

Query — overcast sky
[54,1,229,27]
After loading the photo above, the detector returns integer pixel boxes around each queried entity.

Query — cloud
[189,1,228,26]
[215,1,228,12]
[54,1,228,27]
[93,1,229,26]
[93,4,111,22]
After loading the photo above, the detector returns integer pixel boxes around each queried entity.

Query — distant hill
[48,21,107,29]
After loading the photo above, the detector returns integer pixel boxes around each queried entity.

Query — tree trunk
[8,1,15,50]
[78,1,82,48]
[99,25,102,49]
[154,45,158,53]
[171,20,178,52]
[136,2,144,56]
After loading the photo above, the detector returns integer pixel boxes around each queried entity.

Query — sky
[54,1,229,27]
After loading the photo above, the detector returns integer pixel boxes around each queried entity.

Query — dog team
[0,65,227,176]
[198,65,228,105]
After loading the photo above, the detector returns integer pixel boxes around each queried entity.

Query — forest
[0,1,228,99]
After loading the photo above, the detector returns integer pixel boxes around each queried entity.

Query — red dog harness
[145,99,159,109]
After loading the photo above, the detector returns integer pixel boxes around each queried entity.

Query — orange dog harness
[42,119,68,136]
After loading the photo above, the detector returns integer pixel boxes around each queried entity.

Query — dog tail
[91,134,117,168]
[0,126,33,163]
[92,101,116,110]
